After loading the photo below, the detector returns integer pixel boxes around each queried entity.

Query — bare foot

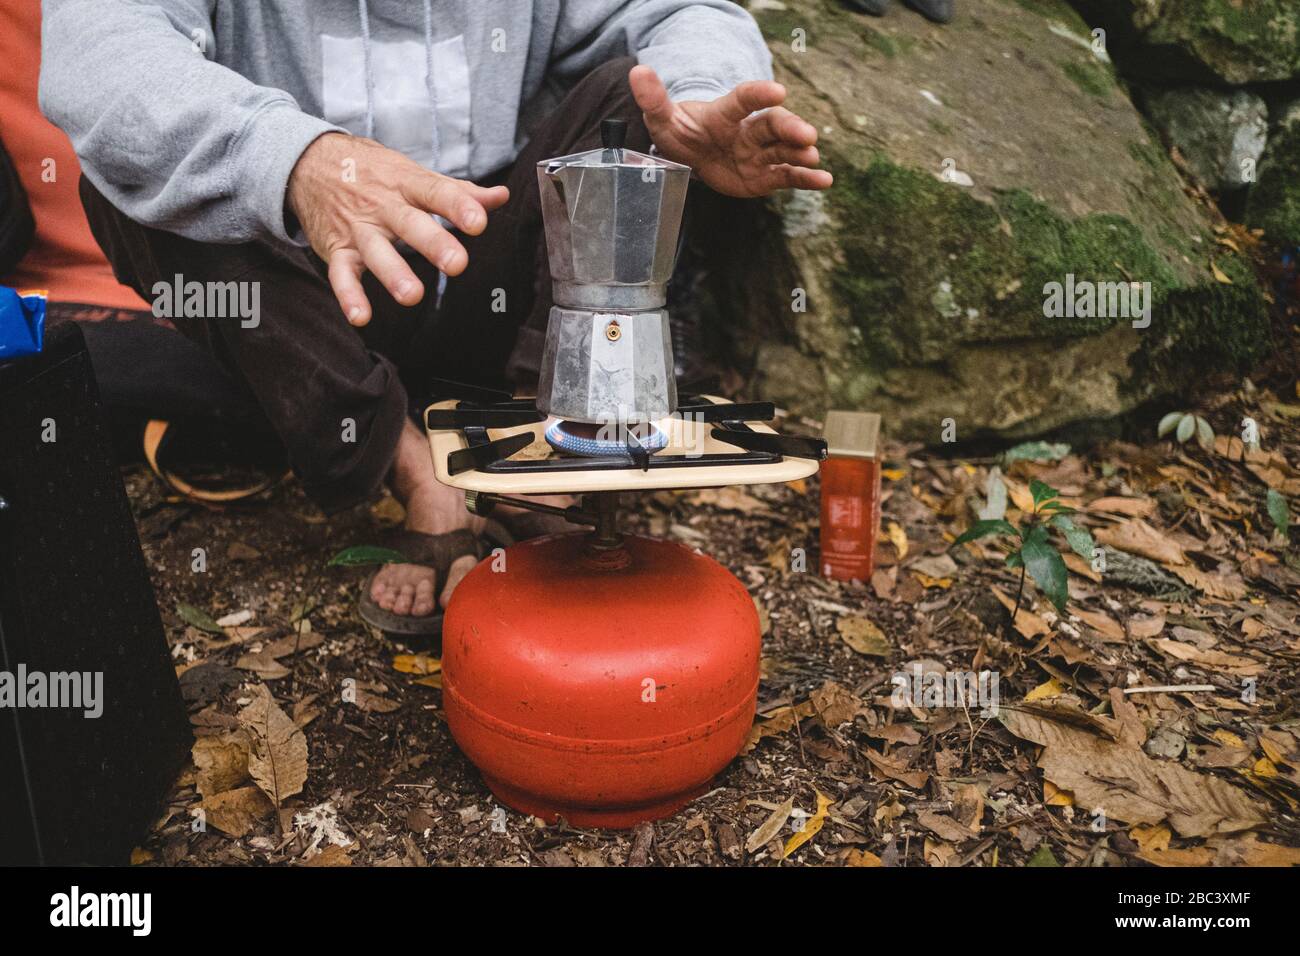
[370,420,484,616]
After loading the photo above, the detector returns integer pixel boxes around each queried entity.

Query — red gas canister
[442,532,760,829]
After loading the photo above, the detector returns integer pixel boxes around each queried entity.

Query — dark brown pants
[80,57,654,512]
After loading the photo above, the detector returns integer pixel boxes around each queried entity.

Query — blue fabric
[0,287,46,361]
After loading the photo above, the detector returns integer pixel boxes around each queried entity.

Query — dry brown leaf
[746,797,794,853]
[809,681,868,728]
[1095,519,1186,565]
[952,784,984,835]
[302,843,353,867]
[240,686,309,808]
[837,615,892,657]
[1064,552,1102,583]
[1072,607,1124,641]
[1152,639,1262,676]
[916,809,974,843]
[990,586,1050,639]
[192,731,250,799]
[1087,497,1155,517]
[202,785,274,838]
[844,848,883,866]
[864,747,929,790]
[1166,563,1248,600]
[1001,708,1265,837]
[743,699,815,754]
[1129,613,1166,639]
[234,652,291,680]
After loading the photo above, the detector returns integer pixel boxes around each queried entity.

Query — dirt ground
[127,301,1300,866]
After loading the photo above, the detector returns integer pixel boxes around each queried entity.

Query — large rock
[1070,0,1300,85]
[699,0,1269,440]
[1246,119,1300,247]
[1143,88,1267,193]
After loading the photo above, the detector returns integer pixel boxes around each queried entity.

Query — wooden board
[426,398,820,495]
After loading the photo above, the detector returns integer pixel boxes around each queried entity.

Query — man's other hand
[628,65,833,198]
[287,134,510,326]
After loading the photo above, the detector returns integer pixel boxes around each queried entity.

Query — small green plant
[953,480,1095,625]
[1158,410,1214,452]
[1268,489,1291,541]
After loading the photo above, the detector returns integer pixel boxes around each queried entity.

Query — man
[40,0,831,631]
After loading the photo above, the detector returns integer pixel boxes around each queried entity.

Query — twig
[1122,683,1216,695]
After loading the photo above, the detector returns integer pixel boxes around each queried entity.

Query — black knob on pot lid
[600,118,628,151]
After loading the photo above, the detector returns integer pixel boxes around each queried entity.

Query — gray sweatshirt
[39,0,772,246]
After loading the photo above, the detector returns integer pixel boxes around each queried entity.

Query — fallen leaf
[202,785,274,838]
[393,654,442,675]
[916,809,974,843]
[1025,678,1066,702]
[1001,707,1265,837]
[885,521,909,560]
[844,848,882,866]
[1095,519,1186,565]
[1166,563,1248,600]
[864,747,929,790]
[1153,639,1262,676]
[782,792,833,859]
[192,731,250,799]
[746,797,794,853]
[837,615,892,657]
[990,586,1050,639]
[302,843,353,867]
[240,686,309,808]
[1087,497,1155,517]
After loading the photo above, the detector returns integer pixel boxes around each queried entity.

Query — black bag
[0,322,191,865]
[0,136,35,276]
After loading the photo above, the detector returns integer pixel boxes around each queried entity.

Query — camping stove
[424,383,826,828]
[423,124,827,828]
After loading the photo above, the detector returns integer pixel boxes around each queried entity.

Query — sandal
[358,521,513,637]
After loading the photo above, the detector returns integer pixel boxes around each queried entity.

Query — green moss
[1144,0,1300,82]
[1060,60,1112,99]
[1130,269,1271,393]
[825,153,1181,367]
[1246,122,1300,247]
[864,28,897,58]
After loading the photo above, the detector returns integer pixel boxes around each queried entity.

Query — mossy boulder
[1246,120,1300,247]
[1070,0,1300,85]
[702,0,1269,440]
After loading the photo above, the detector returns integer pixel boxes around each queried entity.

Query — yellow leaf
[1129,824,1171,852]
[394,654,441,675]
[844,848,883,867]
[1043,780,1074,807]
[1213,729,1246,748]
[881,468,906,482]
[836,615,892,657]
[130,847,154,865]
[913,573,952,590]
[413,674,443,689]
[785,478,808,495]
[886,521,908,560]
[782,791,833,859]
[1252,757,1279,778]
[1025,678,1065,702]
[1210,260,1233,284]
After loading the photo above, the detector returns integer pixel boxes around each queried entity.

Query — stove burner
[545,419,669,458]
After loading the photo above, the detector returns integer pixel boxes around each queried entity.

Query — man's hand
[286,133,509,326]
[628,65,832,198]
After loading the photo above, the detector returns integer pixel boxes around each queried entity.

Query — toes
[411,578,436,617]
[392,583,416,616]
[440,554,478,609]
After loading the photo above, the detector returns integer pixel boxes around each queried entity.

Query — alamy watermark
[891,663,1000,717]
[0,665,103,718]
[1043,274,1150,329]
[152,273,260,328]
